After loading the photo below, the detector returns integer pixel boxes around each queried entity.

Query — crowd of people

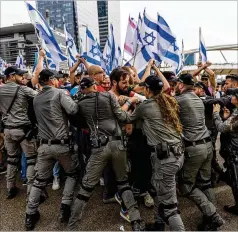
[0,49,237,231]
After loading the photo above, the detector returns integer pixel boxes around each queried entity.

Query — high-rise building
[36,0,79,48]
[74,1,99,54]
[36,0,100,54]
[97,1,121,52]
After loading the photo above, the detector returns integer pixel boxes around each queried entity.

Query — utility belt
[90,135,123,149]
[150,142,184,160]
[5,124,37,141]
[4,125,27,130]
[184,137,212,148]
[38,138,70,146]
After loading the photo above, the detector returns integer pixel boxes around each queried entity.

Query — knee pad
[26,155,37,167]
[76,193,90,202]
[64,170,79,179]
[158,203,180,224]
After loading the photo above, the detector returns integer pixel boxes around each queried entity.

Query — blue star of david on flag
[90,45,100,57]
[143,32,156,46]
[171,41,179,51]
[67,38,74,49]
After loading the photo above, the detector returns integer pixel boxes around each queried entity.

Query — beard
[116,84,128,96]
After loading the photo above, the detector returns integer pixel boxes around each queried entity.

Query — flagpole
[132,12,143,66]
[199,27,202,62]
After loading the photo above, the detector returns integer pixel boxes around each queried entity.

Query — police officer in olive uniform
[25,69,79,230]
[176,73,224,231]
[123,75,185,231]
[194,82,226,185]
[68,77,144,231]
[213,88,238,215]
[0,66,37,199]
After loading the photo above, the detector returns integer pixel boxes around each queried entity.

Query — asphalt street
[0,137,237,231]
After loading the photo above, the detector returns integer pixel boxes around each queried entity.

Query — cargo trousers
[179,141,217,217]
[68,140,141,231]
[4,128,37,195]
[26,144,79,215]
[151,151,185,231]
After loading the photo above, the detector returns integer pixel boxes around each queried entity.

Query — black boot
[204,213,225,231]
[59,203,71,223]
[131,220,145,231]
[145,222,165,231]
[7,187,19,199]
[224,205,238,216]
[25,211,40,231]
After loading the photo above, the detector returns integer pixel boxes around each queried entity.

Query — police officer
[122,75,185,231]
[68,77,144,231]
[194,82,225,185]
[213,88,238,215]
[175,73,224,230]
[0,66,37,199]
[25,69,79,230]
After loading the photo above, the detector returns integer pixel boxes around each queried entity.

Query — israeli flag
[140,10,162,63]
[133,13,143,55]
[15,54,26,70]
[63,19,78,67]
[26,2,67,64]
[199,30,207,63]
[113,46,122,69]
[41,40,57,70]
[157,14,183,74]
[125,46,154,79]
[102,24,116,74]
[0,58,6,73]
[86,28,101,66]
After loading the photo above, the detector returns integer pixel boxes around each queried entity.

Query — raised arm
[204,61,216,90]
[31,49,45,86]
[151,65,170,91]
[140,59,154,82]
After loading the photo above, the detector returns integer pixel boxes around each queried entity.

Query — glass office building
[36,0,79,49]
[97,1,121,52]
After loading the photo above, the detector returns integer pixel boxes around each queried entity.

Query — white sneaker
[52,177,60,190]
[144,192,154,208]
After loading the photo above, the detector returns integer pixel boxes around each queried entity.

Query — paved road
[0,137,237,231]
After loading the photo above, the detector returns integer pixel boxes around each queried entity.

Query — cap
[162,71,177,82]
[177,73,194,86]
[80,77,95,90]
[39,69,55,83]
[194,81,206,89]
[55,72,64,79]
[226,88,238,98]
[139,75,164,91]
[4,66,27,77]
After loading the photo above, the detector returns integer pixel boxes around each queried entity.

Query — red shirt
[96,85,105,92]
